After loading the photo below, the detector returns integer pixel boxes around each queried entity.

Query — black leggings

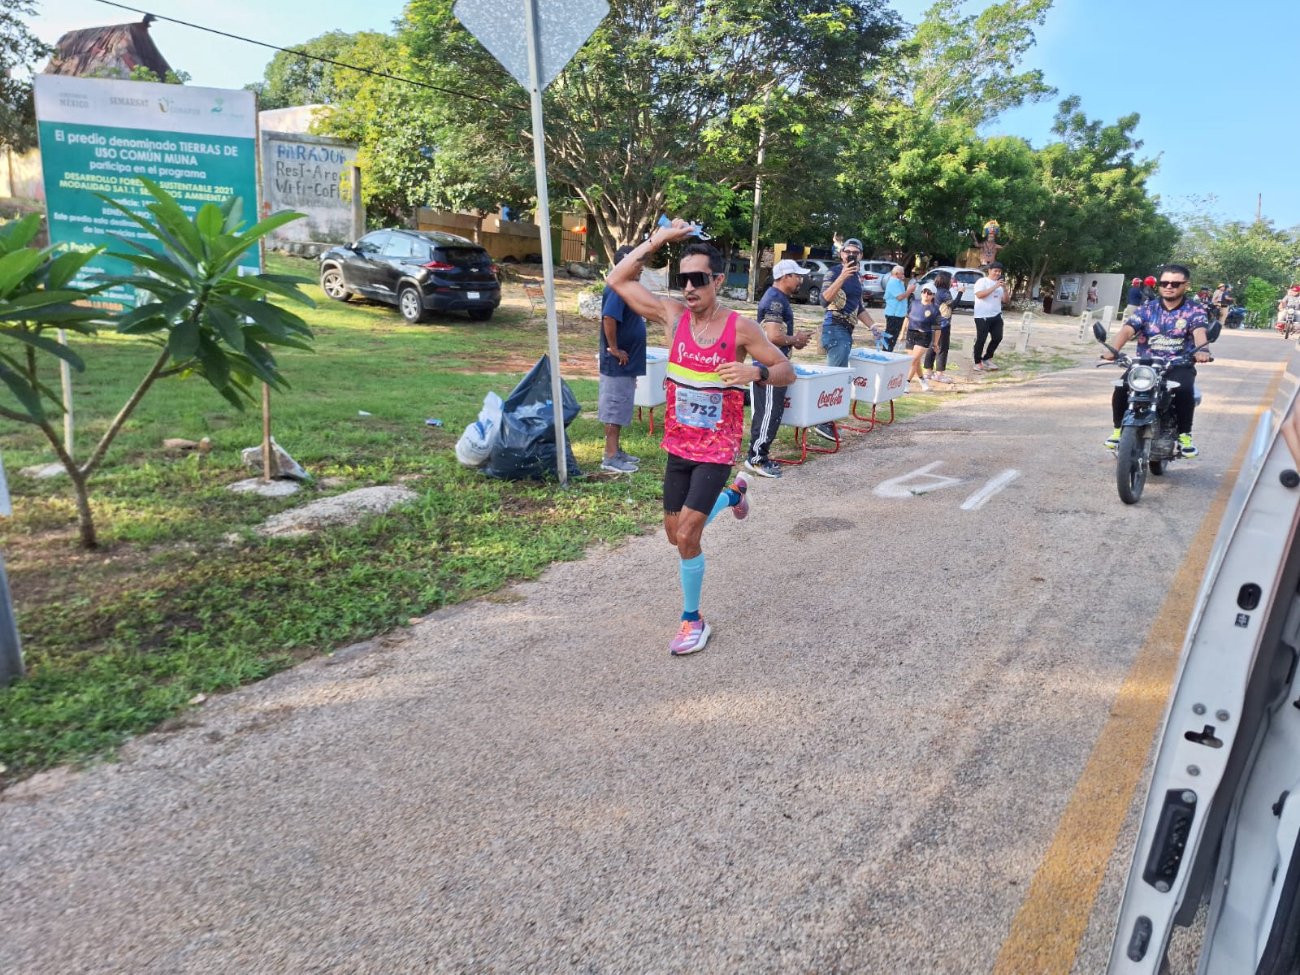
[1111,364,1196,434]
[924,327,951,372]
[973,314,1003,363]
[884,315,906,351]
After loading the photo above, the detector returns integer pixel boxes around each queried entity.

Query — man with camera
[814,237,878,441]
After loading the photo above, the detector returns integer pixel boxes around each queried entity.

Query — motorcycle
[1093,321,1213,505]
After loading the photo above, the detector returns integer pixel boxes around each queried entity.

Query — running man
[607,219,796,655]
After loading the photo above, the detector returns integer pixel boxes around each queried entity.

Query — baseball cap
[773,259,809,279]
[843,238,863,251]
[919,282,937,294]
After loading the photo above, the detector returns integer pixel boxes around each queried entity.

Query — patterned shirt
[1123,298,1209,362]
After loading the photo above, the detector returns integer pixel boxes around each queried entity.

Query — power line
[88,0,523,110]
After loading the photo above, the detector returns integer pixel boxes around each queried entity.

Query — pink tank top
[662,308,745,464]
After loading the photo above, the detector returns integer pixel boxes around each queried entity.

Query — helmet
[1131,277,1141,286]
[1144,276,1156,287]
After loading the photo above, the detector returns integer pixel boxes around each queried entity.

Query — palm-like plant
[0,180,314,547]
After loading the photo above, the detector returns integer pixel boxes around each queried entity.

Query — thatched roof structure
[43,16,173,80]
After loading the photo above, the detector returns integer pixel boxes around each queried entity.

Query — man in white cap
[746,258,813,477]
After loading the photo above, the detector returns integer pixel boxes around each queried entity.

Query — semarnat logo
[816,387,845,408]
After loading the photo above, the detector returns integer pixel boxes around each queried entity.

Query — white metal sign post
[454,0,608,485]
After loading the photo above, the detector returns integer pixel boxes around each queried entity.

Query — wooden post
[350,166,364,242]
[58,328,73,455]
[261,383,272,481]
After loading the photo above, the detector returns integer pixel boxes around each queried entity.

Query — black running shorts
[663,453,732,515]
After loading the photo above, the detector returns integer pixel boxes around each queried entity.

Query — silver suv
[916,266,982,311]
[860,260,899,306]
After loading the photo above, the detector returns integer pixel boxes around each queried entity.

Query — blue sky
[38,0,1300,230]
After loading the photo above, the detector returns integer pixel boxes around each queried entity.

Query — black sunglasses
[1157,279,1188,288]
[675,270,718,288]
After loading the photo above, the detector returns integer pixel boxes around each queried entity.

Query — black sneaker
[810,423,837,443]
[745,458,782,479]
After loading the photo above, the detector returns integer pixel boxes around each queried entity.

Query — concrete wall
[0,147,46,201]
[261,131,358,250]
[1055,272,1125,318]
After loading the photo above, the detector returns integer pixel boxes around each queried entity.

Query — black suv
[319,229,501,323]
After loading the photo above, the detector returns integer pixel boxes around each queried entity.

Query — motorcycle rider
[1278,284,1300,333]
[1102,263,1211,458]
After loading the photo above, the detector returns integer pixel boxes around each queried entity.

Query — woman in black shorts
[905,283,941,392]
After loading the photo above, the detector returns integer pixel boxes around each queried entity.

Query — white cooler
[774,364,852,428]
[634,346,668,408]
[849,349,910,404]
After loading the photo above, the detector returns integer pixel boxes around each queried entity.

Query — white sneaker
[918,378,931,392]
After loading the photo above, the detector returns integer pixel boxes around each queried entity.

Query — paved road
[1,328,1290,974]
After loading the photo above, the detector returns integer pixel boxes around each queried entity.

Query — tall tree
[1006,97,1178,292]
[1173,215,1300,292]
[246,31,393,111]
[390,0,901,260]
[899,0,1056,126]
[0,0,53,151]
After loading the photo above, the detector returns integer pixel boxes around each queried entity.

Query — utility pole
[746,92,771,304]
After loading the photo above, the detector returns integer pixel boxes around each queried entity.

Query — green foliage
[1242,276,1279,324]
[0,214,107,424]
[1173,215,1300,292]
[247,31,390,111]
[3,180,314,547]
[901,0,1056,125]
[85,65,190,85]
[99,179,315,409]
[0,0,53,151]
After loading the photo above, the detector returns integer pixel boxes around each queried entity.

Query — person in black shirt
[745,259,811,478]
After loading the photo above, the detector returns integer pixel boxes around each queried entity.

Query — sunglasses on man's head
[1158,280,1188,288]
[675,270,717,288]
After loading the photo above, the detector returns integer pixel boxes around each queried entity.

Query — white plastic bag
[455,391,503,467]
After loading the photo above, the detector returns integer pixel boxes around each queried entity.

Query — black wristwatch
[755,362,770,383]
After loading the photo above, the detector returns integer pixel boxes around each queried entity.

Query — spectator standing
[1143,276,1158,301]
[971,261,1008,372]
[882,263,914,350]
[1086,280,1099,311]
[746,260,812,478]
[598,244,647,473]
[814,237,877,442]
[905,283,941,391]
[925,271,957,383]
[1126,277,1144,311]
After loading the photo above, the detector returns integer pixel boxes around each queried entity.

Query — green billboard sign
[34,76,258,311]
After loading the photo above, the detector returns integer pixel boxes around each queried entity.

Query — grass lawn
[0,256,1068,782]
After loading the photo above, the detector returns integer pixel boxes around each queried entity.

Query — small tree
[0,181,315,548]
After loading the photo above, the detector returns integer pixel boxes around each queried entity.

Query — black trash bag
[482,355,582,480]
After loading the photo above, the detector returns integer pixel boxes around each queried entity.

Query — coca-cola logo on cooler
[887,375,904,389]
[816,387,845,408]
[852,376,869,387]
[783,397,792,409]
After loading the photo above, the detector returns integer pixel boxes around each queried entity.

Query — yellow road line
[993,370,1286,975]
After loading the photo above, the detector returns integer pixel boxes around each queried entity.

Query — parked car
[859,260,900,306]
[916,266,983,310]
[319,229,501,323]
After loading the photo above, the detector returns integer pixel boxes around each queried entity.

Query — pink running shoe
[730,474,749,520]
[669,618,711,656]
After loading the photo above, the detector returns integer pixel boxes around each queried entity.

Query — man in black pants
[746,259,812,478]
[1101,263,1211,457]
[971,262,1007,372]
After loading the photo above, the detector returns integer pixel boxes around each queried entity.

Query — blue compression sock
[679,554,704,618]
[704,487,740,526]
